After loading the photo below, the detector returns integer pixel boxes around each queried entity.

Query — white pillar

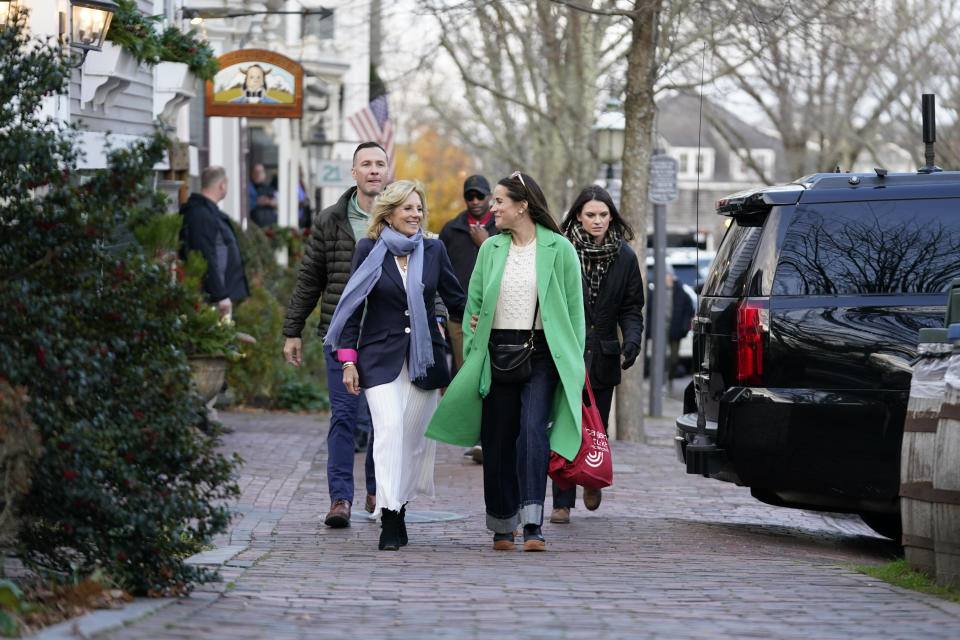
[275,118,299,229]
[209,116,243,225]
[285,0,300,47]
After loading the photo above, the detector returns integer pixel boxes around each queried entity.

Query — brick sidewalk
[94,409,960,640]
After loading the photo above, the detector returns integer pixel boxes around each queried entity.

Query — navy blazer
[340,237,466,390]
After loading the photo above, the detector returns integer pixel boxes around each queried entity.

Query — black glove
[621,342,639,370]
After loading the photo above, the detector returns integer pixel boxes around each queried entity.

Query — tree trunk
[616,0,662,442]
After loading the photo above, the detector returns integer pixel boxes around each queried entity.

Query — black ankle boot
[399,505,408,547]
[379,509,401,551]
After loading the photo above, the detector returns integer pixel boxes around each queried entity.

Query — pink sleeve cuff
[337,349,358,363]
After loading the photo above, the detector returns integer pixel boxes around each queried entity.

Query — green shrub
[0,579,35,636]
[224,222,327,410]
[276,377,329,412]
[158,27,219,81]
[104,0,163,65]
[0,14,239,596]
[227,279,287,405]
[105,0,219,80]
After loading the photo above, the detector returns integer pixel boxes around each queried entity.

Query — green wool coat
[425,224,586,460]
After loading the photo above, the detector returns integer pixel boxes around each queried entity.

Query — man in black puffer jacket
[282,142,387,528]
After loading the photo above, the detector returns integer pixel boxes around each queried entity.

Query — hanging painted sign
[205,49,303,119]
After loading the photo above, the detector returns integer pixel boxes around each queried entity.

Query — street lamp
[594,96,625,188]
[69,0,116,53]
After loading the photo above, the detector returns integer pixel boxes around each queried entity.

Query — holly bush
[0,12,239,595]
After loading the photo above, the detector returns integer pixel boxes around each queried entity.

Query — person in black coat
[438,175,498,371]
[551,185,644,524]
[438,174,498,464]
[179,166,249,318]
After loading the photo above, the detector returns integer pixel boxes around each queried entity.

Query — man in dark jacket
[667,269,695,379]
[438,175,496,371]
[282,142,387,527]
[248,163,279,228]
[438,174,496,464]
[180,166,249,318]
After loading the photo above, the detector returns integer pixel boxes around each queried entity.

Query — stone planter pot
[188,355,227,404]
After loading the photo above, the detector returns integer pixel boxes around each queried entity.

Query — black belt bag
[488,300,539,384]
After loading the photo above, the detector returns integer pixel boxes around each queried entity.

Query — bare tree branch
[549,0,638,18]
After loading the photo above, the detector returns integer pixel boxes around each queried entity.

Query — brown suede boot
[583,488,602,511]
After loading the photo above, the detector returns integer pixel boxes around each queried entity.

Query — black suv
[675,171,960,539]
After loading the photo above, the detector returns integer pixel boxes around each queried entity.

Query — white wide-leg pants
[365,361,438,519]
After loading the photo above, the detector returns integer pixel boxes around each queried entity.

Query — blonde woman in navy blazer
[324,180,466,550]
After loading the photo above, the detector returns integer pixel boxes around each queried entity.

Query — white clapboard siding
[68,0,156,139]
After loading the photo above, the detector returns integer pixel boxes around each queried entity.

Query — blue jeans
[325,346,376,503]
[481,330,558,533]
[552,383,613,508]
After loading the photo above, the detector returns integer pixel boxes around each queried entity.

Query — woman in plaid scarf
[551,185,645,524]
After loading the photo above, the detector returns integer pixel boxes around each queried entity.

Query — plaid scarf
[569,223,621,306]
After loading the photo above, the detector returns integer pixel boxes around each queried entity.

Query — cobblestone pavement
[97,403,960,640]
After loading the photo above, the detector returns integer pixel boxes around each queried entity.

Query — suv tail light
[736,299,768,385]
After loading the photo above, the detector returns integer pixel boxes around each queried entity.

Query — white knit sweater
[492,239,542,330]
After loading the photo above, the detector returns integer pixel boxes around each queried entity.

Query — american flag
[347,93,395,181]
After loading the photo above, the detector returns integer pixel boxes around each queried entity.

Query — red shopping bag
[548,374,613,490]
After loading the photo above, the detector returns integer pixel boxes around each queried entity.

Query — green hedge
[0,13,239,595]
[226,223,328,409]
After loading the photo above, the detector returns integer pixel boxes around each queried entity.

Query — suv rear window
[701,220,764,297]
[773,199,960,295]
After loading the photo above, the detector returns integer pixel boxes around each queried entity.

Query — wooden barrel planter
[900,328,950,575]
[934,323,960,588]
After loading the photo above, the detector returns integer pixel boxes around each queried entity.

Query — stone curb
[30,597,176,640]
[29,545,247,639]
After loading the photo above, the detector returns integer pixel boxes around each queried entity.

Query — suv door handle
[694,315,711,328]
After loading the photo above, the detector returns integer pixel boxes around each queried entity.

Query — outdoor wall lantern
[0,0,19,29]
[69,0,116,53]
[594,96,626,186]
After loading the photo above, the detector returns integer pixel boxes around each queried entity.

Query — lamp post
[594,96,625,189]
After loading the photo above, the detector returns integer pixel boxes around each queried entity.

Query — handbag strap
[583,366,598,410]
[528,298,540,345]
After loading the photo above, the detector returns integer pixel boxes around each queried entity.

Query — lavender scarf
[323,226,433,380]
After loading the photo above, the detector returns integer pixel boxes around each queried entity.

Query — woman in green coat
[426,172,585,552]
